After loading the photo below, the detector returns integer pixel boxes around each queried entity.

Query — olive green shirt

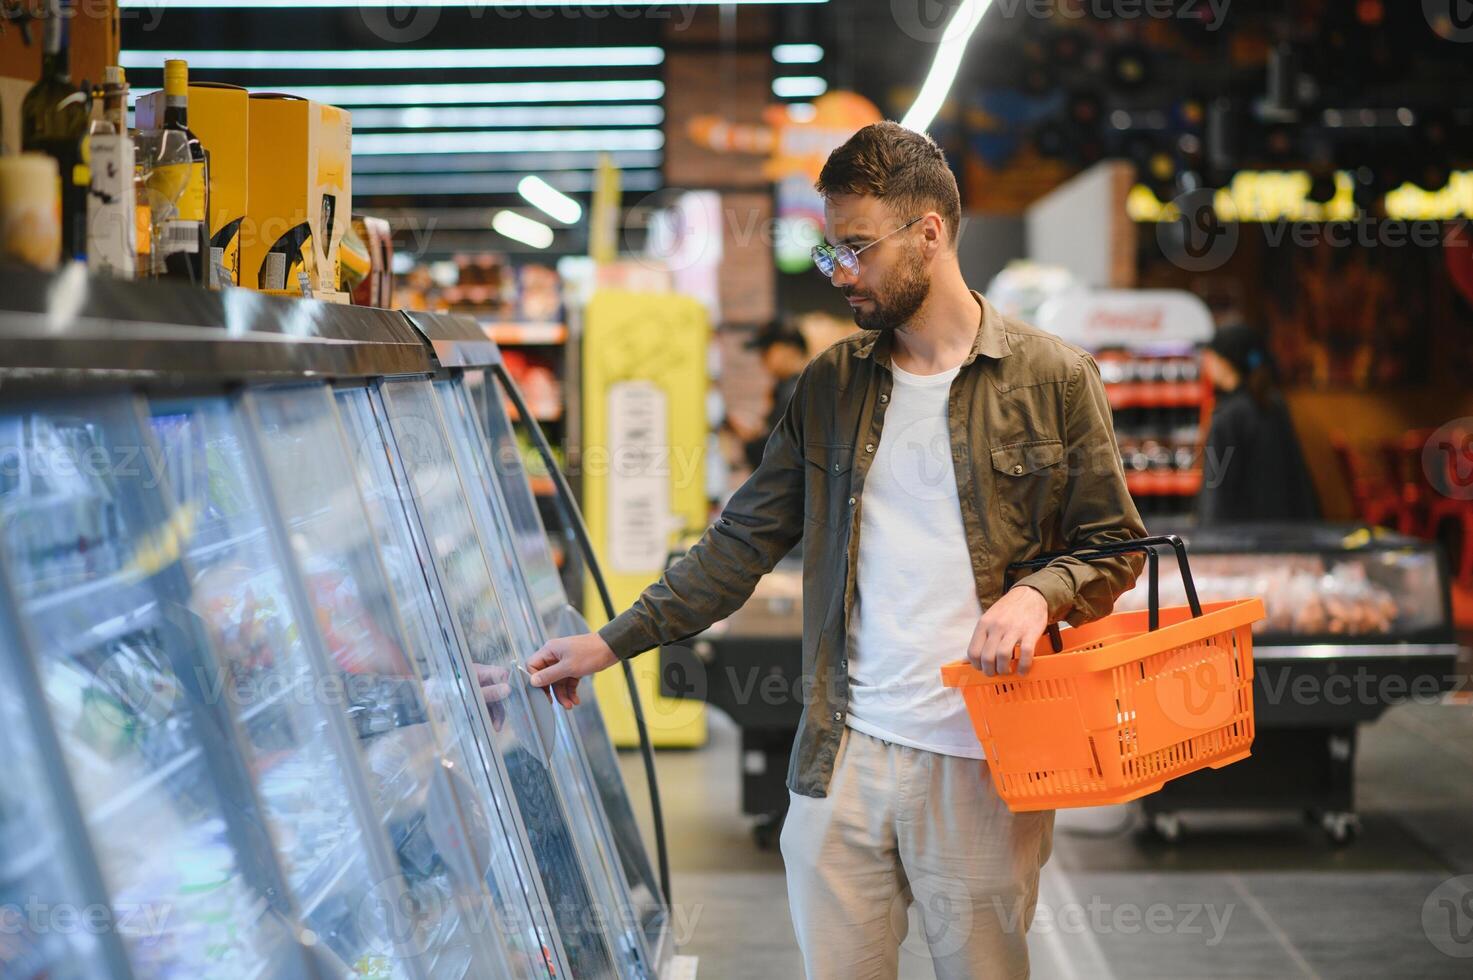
[599,292,1146,798]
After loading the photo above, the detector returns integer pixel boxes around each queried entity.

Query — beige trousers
[780,727,1055,980]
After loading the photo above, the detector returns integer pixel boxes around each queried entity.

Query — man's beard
[847,248,929,332]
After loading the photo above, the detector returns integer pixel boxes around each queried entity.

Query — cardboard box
[136,82,249,286]
[243,94,351,293]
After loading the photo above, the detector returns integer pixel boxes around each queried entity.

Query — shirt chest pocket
[990,439,1065,534]
[803,443,853,528]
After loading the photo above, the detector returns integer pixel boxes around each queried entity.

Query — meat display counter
[0,264,680,979]
[1110,523,1460,844]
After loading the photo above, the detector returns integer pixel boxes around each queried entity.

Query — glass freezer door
[379,378,622,980]
[148,395,404,978]
[0,400,305,980]
[335,386,560,980]
[466,369,669,967]
[0,581,129,979]
[435,379,652,980]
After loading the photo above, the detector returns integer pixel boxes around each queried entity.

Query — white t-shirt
[845,360,985,759]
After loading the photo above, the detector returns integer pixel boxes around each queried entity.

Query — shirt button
[879,393,889,403]
[865,443,875,453]
[848,496,857,506]
[833,711,843,721]
[833,463,841,473]
[1012,463,1024,475]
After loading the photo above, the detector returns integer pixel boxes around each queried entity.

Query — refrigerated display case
[0,264,683,979]
[408,311,672,975]
[1111,523,1460,844]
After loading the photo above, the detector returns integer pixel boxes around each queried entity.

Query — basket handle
[1004,534,1203,653]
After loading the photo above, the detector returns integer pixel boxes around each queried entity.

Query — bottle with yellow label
[146,59,210,284]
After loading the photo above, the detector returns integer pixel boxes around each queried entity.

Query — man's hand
[474,664,512,731]
[968,585,1050,677]
[526,632,619,709]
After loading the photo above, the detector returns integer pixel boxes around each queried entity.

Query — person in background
[726,320,810,471]
[1198,321,1321,524]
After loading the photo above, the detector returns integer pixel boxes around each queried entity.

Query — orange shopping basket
[941,535,1265,812]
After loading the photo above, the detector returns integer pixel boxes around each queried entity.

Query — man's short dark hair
[815,121,962,247]
[744,320,808,354]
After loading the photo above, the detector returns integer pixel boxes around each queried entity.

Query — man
[728,319,811,471]
[527,121,1144,979]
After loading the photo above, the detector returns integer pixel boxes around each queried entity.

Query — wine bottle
[21,0,90,263]
[87,67,137,277]
[147,59,210,284]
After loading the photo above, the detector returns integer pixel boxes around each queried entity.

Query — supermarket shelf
[481,322,568,346]
[1105,382,1207,410]
[90,744,205,825]
[0,837,51,886]
[1125,470,1203,495]
[296,832,364,917]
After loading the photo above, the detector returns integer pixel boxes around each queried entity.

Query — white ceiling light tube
[120,46,664,70]
[492,210,554,249]
[900,0,989,133]
[518,175,583,224]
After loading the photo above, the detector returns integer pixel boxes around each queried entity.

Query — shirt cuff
[597,613,657,661]
[1013,566,1075,624]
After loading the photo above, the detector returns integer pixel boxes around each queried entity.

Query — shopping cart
[941,535,1265,812]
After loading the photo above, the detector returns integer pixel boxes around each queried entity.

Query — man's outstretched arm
[527,370,812,707]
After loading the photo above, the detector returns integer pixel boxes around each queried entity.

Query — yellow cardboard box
[136,82,249,287]
[243,94,351,294]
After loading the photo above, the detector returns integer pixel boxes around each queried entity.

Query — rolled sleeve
[1020,355,1146,626]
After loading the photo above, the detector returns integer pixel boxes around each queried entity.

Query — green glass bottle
[21,0,90,263]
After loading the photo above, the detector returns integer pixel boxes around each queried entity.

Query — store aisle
[620,698,1472,979]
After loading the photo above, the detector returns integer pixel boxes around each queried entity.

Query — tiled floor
[621,693,1473,979]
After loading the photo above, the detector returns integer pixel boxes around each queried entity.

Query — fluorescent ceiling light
[519,175,582,224]
[772,76,827,99]
[355,170,661,196]
[255,79,663,107]
[773,44,823,64]
[354,128,664,156]
[901,0,989,132]
[123,0,825,6]
[349,105,663,129]
[353,150,662,174]
[493,211,554,249]
[120,46,663,70]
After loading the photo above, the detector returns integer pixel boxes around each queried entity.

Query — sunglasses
[811,215,924,278]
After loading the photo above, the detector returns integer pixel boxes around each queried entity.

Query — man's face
[821,193,930,332]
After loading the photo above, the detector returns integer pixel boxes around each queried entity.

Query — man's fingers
[554,677,580,709]
[526,646,561,673]
[480,682,512,703]
[1015,633,1037,675]
[992,631,1023,675]
[976,622,1002,676]
[530,656,573,688]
